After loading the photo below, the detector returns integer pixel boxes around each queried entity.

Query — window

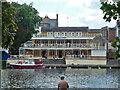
[62,32,64,37]
[55,32,57,37]
[81,40,86,43]
[79,32,82,37]
[58,32,60,37]
[44,24,47,27]
[49,51,53,56]
[47,32,50,37]
[65,32,67,37]
[34,51,40,56]
[41,24,44,26]
[69,32,71,37]
[76,32,79,37]
[51,32,53,37]
[72,32,74,37]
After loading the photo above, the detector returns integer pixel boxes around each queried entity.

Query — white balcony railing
[32,33,101,38]
[23,43,106,49]
[66,55,91,59]
[8,55,33,59]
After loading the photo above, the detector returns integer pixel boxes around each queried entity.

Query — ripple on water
[1,68,119,88]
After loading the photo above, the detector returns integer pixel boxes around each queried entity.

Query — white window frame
[55,32,57,37]
[79,32,82,37]
[76,32,79,37]
[65,32,67,37]
[58,32,60,37]
[72,32,74,37]
[62,32,64,37]
[69,32,71,37]
[47,32,50,37]
[51,32,53,37]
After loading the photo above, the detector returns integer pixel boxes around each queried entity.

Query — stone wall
[107,59,120,65]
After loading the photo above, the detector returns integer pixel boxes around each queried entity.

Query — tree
[100,0,120,59]
[111,37,120,59]
[10,2,42,54]
[2,2,18,49]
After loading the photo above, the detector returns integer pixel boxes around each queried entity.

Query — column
[40,50,41,57]
[47,50,49,59]
[33,50,34,57]
[40,40,41,47]
[105,42,107,50]
[98,42,100,49]
[80,50,81,55]
[64,40,65,47]
[63,50,65,56]
[71,40,73,47]
[48,40,49,46]
[56,50,57,56]
[91,42,93,49]
[87,50,88,58]
[72,50,73,58]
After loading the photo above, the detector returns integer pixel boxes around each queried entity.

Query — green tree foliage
[100,0,120,59]
[10,2,42,54]
[100,1,120,22]
[111,37,120,59]
[2,2,18,49]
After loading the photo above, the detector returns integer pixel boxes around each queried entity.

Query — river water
[1,68,120,89]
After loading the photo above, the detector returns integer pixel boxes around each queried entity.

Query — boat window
[35,59,40,62]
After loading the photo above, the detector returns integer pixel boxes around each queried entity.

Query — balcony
[23,43,106,50]
[32,33,101,38]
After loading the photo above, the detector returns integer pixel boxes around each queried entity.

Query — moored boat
[9,58,45,69]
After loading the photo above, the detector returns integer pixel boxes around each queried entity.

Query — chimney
[56,14,58,20]
[56,14,58,27]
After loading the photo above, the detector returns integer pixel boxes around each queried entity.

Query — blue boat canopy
[1,51,10,60]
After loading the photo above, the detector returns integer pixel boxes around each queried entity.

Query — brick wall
[109,28,116,42]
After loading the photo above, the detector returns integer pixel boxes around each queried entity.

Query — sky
[7,0,117,29]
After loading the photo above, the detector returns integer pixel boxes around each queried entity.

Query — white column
[91,42,93,49]
[98,42,100,49]
[105,42,107,50]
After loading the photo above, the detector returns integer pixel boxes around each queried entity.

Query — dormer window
[65,32,67,37]
[69,32,71,37]
[47,32,50,37]
[51,32,53,37]
[58,32,60,37]
[55,32,57,37]
[76,32,82,37]
[72,32,74,37]
[76,32,79,37]
[62,32,64,37]
[79,32,82,37]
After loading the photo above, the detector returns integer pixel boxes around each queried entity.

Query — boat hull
[10,64,45,69]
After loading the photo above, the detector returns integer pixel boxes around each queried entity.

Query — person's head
[60,75,64,80]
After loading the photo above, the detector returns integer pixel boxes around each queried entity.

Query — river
[1,68,120,89]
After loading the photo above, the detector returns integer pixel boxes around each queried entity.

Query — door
[59,50,62,58]
[42,50,46,58]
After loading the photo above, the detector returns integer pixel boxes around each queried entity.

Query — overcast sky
[7,0,116,29]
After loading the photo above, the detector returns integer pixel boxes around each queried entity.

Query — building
[19,14,107,65]
[101,26,116,59]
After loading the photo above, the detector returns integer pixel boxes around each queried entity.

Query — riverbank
[44,64,120,69]
[6,64,120,69]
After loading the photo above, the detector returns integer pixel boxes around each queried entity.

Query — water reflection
[1,69,119,89]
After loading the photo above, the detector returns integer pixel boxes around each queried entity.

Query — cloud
[66,0,93,8]
[6,0,116,29]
